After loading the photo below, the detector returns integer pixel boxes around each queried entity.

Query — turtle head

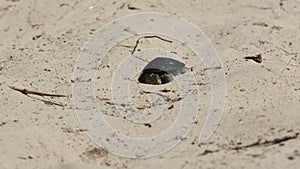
[145,73,161,85]
[138,72,161,85]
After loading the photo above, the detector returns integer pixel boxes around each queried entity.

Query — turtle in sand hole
[138,57,190,85]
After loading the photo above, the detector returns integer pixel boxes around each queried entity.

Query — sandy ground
[0,0,300,169]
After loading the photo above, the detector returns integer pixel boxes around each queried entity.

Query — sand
[0,0,299,169]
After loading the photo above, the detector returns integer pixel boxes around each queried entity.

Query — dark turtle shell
[138,57,188,85]
[143,57,187,75]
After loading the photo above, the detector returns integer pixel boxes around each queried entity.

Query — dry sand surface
[0,0,300,169]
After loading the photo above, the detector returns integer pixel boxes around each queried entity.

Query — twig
[113,2,126,15]
[27,95,65,107]
[131,35,172,54]
[244,54,263,63]
[198,132,299,156]
[203,66,222,70]
[118,45,135,48]
[277,46,295,55]
[230,132,299,151]
[127,4,140,10]
[8,86,68,97]
[280,56,293,74]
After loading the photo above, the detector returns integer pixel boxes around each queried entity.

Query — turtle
[138,57,189,85]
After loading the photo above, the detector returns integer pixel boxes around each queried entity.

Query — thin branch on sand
[131,35,173,54]
[8,86,68,97]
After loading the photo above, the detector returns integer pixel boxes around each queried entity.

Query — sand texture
[0,0,299,169]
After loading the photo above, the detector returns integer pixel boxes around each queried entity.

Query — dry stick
[127,4,140,10]
[203,66,222,70]
[198,132,299,156]
[131,35,173,54]
[244,54,262,63]
[229,132,299,151]
[8,86,68,97]
[27,95,65,107]
[280,54,297,74]
[118,44,149,63]
[118,45,135,48]
[280,57,293,74]
[276,47,297,74]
